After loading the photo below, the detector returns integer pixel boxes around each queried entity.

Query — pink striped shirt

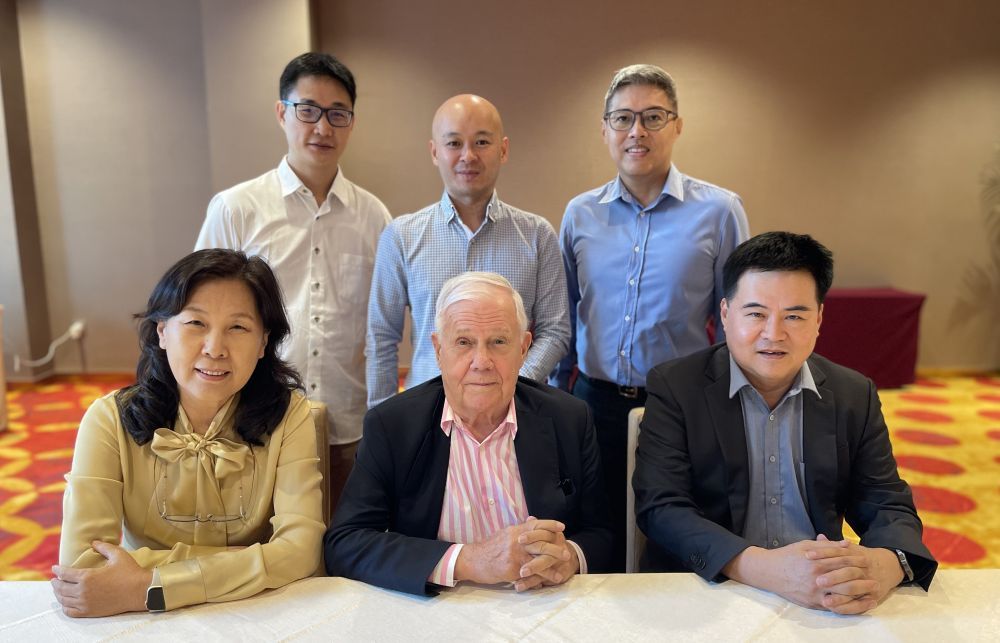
[429,399,586,587]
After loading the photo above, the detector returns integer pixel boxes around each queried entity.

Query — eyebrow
[183,305,258,321]
[443,130,495,138]
[295,98,351,109]
[741,302,814,312]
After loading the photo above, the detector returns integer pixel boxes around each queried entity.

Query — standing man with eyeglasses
[551,64,750,571]
[196,52,391,519]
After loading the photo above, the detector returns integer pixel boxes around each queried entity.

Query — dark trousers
[572,373,646,573]
[328,441,359,520]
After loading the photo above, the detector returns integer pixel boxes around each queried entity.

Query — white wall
[0,71,29,375]
[10,0,309,376]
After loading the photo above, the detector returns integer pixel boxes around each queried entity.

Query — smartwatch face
[146,586,166,612]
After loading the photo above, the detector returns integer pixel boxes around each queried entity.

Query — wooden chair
[308,400,330,526]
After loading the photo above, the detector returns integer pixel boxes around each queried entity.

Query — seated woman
[52,249,324,616]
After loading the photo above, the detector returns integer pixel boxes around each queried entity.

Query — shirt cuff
[428,543,463,587]
[567,540,587,575]
[157,557,207,611]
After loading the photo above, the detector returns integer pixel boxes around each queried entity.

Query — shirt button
[769,455,776,463]
[629,279,635,285]
[310,383,317,391]
[769,414,775,421]
[488,499,495,506]
[313,316,320,323]
[770,496,777,505]
[620,350,626,357]
[624,315,630,321]
[312,349,319,357]
[639,212,646,217]
[772,539,780,547]
[633,246,640,252]
[313,247,320,255]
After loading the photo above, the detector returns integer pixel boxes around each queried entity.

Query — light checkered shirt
[366,191,570,408]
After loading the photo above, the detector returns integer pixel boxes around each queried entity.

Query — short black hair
[116,249,302,446]
[279,52,356,105]
[722,231,834,304]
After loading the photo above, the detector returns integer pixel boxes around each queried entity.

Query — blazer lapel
[400,387,452,538]
[513,391,566,522]
[705,347,752,535]
[802,358,841,537]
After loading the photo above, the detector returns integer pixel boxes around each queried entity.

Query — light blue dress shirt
[552,166,749,389]
[366,191,570,408]
[730,354,819,549]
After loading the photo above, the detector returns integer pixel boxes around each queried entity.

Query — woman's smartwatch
[145,584,165,612]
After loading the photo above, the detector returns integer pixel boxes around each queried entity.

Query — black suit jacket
[634,344,936,588]
[324,376,613,595]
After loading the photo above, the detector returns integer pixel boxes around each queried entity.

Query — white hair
[434,272,529,334]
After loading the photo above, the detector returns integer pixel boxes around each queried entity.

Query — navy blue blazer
[324,376,613,595]
[634,344,937,589]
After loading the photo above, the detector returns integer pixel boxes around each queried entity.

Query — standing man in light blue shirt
[367,95,570,408]
[552,64,750,570]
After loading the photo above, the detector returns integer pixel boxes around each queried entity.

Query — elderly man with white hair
[325,272,612,595]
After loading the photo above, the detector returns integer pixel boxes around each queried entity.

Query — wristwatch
[145,584,166,612]
[893,549,915,584]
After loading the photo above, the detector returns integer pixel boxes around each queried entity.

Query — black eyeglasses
[603,108,678,132]
[281,100,354,127]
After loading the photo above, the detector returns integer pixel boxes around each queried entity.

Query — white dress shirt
[196,157,391,444]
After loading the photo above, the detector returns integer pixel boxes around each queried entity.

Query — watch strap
[893,548,915,583]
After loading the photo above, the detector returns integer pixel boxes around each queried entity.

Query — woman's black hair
[115,249,302,445]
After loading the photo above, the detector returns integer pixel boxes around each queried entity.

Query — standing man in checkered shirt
[366,94,570,407]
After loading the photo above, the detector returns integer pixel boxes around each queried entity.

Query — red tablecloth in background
[814,288,926,390]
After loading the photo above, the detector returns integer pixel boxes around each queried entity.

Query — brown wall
[316,0,1000,370]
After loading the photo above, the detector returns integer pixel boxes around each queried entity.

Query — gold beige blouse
[59,390,323,611]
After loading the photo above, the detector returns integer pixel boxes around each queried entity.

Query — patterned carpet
[1,373,999,580]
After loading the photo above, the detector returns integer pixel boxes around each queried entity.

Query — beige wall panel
[316,0,1000,370]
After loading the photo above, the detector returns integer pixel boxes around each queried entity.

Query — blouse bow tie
[150,428,250,479]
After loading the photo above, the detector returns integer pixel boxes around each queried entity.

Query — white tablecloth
[1,570,997,641]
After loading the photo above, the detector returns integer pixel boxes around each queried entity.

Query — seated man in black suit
[634,231,936,614]
[325,271,612,595]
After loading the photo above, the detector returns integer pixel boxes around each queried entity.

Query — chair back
[308,400,331,526]
[625,406,646,573]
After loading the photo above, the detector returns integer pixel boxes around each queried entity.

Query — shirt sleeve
[567,540,587,574]
[60,394,325,611]
[711,194,750,343]
[194,193,242,251]
[549,208,579,390]
[427,543,464,587]
[519,219,571,382]
[366,223,407,407]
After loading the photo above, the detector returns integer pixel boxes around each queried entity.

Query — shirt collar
[440,397,518,441]
[438,190,501,225]
[727,353,820,401]
[174,394,239,439]
[599,163,684,208]
[277,156,349,206]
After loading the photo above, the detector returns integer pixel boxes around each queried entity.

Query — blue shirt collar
[728,352,820,401]
[599,163,684,208]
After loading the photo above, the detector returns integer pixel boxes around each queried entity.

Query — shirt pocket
[336,253,374,307]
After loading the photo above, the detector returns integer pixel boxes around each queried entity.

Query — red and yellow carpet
[1,374,999,580]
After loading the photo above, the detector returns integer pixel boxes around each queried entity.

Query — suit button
[690,554,705,570]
